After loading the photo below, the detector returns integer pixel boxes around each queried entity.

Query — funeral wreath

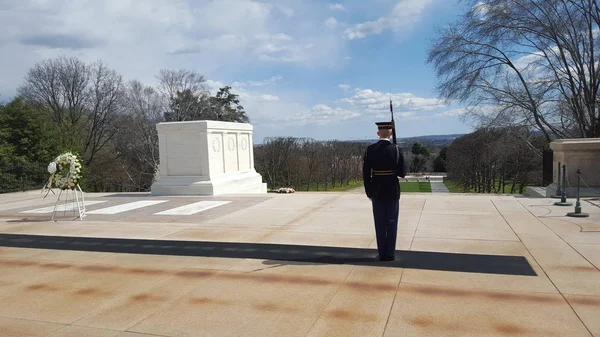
[46,152,83,190]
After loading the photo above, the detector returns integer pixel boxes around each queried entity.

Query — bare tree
[157,69,229,122]
[157,69,208,100]
[82,61,124,165]
[301,139,322,191]
[254,137,298,189]
[18,56,123,166]
[253,137,367,191]
[18,56,89,136]
[428,0,600,141]
[446,126,545,193]
[112,80,164,190]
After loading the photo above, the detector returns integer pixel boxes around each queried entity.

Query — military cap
[376,121,393,129]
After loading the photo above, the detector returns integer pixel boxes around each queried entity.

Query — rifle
[390,95,397,144]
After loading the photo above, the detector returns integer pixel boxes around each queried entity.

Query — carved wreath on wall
[227,137,236,151]
[212,138,221,152]
[241,138,248,151]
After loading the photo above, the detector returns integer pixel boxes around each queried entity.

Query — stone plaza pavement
[0,190,599,337]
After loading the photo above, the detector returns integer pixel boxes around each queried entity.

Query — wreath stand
[50,185,87,222]
[43,152,86,222]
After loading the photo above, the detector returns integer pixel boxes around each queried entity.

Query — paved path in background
[348,187,365,194]
[430,181,450,193]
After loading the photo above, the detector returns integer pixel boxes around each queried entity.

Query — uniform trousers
[371,198,399,258]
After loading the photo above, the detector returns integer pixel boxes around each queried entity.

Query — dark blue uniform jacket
[362,140,407,200]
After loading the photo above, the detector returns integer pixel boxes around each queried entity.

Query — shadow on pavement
[0,233,536,276]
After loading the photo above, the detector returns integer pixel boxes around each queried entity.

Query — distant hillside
[348,134,464,149]
[255,134,465,148]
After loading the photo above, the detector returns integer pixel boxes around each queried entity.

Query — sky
[0,0,475,143]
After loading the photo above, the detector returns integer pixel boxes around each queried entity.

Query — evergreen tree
[433,147,447,172]
[0,97,62,191]
[0,97,61,164]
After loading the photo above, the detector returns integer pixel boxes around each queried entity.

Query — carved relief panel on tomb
[224,133,239,172]
[209,133,224,175]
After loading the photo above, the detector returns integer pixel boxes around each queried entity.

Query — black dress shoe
[381,256,395,261]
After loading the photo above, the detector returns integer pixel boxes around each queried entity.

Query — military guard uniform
[362,122,406,261]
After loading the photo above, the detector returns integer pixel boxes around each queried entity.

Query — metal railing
[0,162,49,194]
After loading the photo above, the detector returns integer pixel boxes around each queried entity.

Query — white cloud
[0,0,346,97]
[472,1,490,20]
[398,111,418,119]
[265,104,361,126]
[325,17,339,29]
[206,78,361,127]
[309,104,360,122]
[328,3,347,11]
[327,85,470,122]
[205,79,280,103]
[205,80,225,94]
[171,31,330,64]
[344,0,435,40]
[513,50,547,73]
[370,110,420,121]
[436,108,467,117]
[0,0,466,140]
[258,94,280,102]
[339,88,446,115]
[169,34,248,55]
[232,76,283,87]
[250,33,342,64]
[275,4,295,17]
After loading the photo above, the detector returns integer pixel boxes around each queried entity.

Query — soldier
[362,121,406,261]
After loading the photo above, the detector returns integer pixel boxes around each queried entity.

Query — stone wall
[546,138,600,197]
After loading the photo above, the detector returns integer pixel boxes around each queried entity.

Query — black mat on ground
[0,234,537,276]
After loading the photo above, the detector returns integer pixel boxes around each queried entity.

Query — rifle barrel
[390,97,397,144]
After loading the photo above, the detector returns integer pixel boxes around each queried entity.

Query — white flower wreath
[46,152,83,190]
[276,187,295,193]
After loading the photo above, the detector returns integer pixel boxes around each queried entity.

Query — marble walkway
[0,190,598,337]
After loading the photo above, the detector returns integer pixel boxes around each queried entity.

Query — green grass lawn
[272,180,364,192]
[271,181,432,193]
[443,179,466,193]
[443,179,528,194]
[323,181,432,193]
[400,182,432,193]
[319,180,364,192]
